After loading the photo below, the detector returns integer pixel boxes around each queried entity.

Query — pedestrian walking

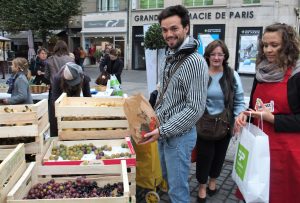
[195,40,245,203]
[235,23,300,203]
[140,5,209,203]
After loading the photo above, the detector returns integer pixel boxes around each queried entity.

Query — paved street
[0,64,253,203]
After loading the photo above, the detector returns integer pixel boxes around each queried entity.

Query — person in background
[79,47,86,70]
[235,23,300,203]
[140,5,208,203]
[45,40,74,137]
[103,48,124,84]
[0,48,8,79]
[99,43,112,73]
[49,62,91,137]
[2,57,32,104]
[73,47,80,65]
[29,47,49,85]
[45,40,74,84]
[195,40,245,202]
[88,44,96,65]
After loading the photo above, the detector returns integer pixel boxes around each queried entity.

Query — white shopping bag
[232,121,270,203]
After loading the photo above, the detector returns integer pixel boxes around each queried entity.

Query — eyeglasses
[209,53,225,57]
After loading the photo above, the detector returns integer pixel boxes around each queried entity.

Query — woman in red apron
[235,23,300,203]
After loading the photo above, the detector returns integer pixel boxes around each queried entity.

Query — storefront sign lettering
[134,15,158,22]
[134,11,254,22]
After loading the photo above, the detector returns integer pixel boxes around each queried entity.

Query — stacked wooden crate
[40,93,136,200]
[55,93,129,140]
[0,144,26,203]
[0,99,50,162]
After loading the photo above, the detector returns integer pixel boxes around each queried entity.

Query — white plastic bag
[232,118,270,203]
[110,74,123,96]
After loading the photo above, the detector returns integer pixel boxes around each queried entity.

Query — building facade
[80,0,299,73]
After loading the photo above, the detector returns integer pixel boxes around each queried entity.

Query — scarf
[256,60,285,82]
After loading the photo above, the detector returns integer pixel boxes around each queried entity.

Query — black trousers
[196,133,231,184]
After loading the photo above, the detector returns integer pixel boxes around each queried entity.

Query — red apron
[237,68,300,203]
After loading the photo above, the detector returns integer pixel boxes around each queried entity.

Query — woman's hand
[244,99,274,124]
[234,112,247,134]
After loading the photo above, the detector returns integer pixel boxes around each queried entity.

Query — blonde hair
[13,57,29,72]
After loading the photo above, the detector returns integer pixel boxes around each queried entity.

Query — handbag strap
[155,54,189,108]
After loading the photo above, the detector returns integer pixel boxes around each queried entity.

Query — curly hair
[257,23,300,70]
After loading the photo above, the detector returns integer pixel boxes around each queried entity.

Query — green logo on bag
[235,143,249,180]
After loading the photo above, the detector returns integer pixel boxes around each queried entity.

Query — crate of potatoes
[55,93,130,140]
[0,144,27,203]
[0,99,49,157]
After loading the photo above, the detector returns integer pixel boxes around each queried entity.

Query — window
[139,0,163,9]
[100,0,120,11]
[183,0,213,6]
[243,0,260,3]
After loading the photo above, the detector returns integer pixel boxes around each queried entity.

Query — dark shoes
[207,187,217,196]
[197,196,207,203]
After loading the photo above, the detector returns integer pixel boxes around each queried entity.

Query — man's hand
[139,128,160,145]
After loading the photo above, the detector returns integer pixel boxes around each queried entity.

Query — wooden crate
[0,144,26,203]
[7,160,132,203]
[39,138,136,196]
[42,138,136,166]
[0,99,49,157]
[55,93,130,140]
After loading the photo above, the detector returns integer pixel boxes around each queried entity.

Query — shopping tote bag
[232,120,270,203]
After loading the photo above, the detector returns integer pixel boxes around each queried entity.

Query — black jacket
[30,57,50,85]
[249,71,300,132]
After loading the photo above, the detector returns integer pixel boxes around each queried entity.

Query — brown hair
[257,23,300,70]
[109,48,121,56]
[204,40,229,67]
[53,40,69,56]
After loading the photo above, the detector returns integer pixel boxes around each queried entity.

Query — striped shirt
[156,36,209,139]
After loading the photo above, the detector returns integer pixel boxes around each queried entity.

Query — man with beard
[140,5,208,203]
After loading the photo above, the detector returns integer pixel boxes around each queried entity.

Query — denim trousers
[158,127,196,203]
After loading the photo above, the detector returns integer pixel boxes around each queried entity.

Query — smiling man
[140,5,209,203]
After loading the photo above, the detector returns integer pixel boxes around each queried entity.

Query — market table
[0,88,122,101]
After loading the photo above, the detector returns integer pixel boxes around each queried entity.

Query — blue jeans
[158,127,196,203]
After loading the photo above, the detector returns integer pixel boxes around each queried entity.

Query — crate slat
[0,144,26,203]
[58,129,130,140]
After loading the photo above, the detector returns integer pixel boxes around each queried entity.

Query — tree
[144,23,166,85]
[144,23,166,50]
[0,0,82,46]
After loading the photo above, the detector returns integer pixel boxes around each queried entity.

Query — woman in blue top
[196,40,245,202]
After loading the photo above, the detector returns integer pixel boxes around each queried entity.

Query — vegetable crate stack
[7,160,135,203]
[0,144,26,203]
[0,99,50,162]
[50,93,136,197]
[55,93,129,140]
